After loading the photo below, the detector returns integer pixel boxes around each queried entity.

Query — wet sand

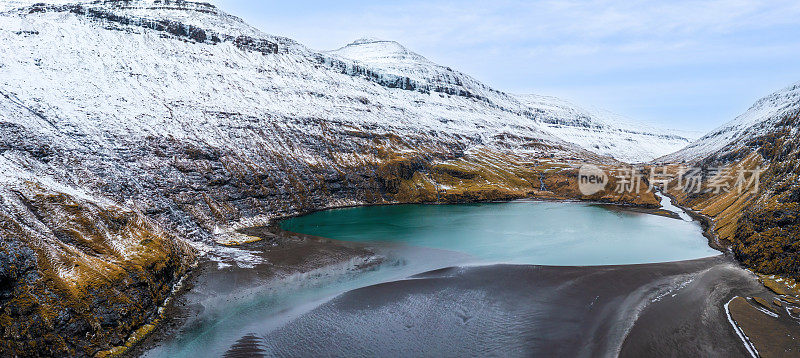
[592,203,682,220]
[226,256,769,357]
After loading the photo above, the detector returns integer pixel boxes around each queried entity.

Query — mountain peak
[333,37,421,60]
[330,37,435,74]
[347,37,389,46]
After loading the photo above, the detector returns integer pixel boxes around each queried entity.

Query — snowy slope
[0,1,759,354]
[0,0,695,251]
[515,94,697,163]
[0,4,572,152]
[1,0,592,252]
[660,81,800,162]
[330,38,694,163]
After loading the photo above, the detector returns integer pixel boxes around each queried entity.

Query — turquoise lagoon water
[281,200,719,266]
[146,200,719,357]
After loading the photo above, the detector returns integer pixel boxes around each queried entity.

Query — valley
[0,1,798,357]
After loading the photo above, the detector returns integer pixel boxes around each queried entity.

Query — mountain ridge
[330,36,694,162]
[0,0,754,355]
[658,81,800,163]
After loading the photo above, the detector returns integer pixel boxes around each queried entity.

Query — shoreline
[124,223,385,358]
[96,265,196,358]
[129,196,789,357]
[658,190,733,253]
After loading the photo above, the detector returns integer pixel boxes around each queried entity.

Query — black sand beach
[222,256,771,357]
[132,218,799,358]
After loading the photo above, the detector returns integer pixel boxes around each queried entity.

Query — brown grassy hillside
[669,112,800,277]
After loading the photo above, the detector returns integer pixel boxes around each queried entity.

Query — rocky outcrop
[0,185,194,356]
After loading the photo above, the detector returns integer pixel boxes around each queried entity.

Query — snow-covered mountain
[0,0,689,257]
[330,37,695,163]
[0,3,606,353]
[0,1,694,355]
[659,81,800,163]
[329,37,457,88]
[514,94,698,163]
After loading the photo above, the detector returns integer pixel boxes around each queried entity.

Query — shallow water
[281,201,719,265]
[655,191,693,221]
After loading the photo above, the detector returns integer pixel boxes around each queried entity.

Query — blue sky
[214,0,800,133]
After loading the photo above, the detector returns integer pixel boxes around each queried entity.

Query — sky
[213,0,800,133]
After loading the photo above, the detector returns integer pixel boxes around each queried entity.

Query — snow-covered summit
[332,37,437,71]
[328,35,499,106]
[330,37,693,162]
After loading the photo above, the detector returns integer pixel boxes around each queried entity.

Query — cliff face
[0,182,194,356]
[730,114,800,275]
[0,1,670,356]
